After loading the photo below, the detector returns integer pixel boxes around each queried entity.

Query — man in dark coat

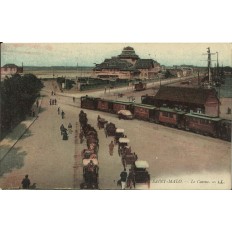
[61,110,65,119]
[21,175,31,189]
[120,169,127,190]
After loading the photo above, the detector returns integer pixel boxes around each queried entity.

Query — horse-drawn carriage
[79,110,88,127]
[114,128,125,144]
[85,130,99,154]
[104,122,116,137]
[97,116,108,129]
[121,150,138,169]
[81,159,99,189]
[81,149,97,159]
[118,138,130,156]
[131,160,150,189]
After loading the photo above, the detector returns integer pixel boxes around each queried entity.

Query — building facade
[142,86,220,117]
[1,64,23,78]
[93,47,161,80]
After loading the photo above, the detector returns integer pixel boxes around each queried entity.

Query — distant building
[1,64,23,77]
[118,46,140,65]
[167,67,193,78]
[93,46,161,80]
[142,86,220,117]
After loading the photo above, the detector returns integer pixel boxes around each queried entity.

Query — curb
[0,97,43,162]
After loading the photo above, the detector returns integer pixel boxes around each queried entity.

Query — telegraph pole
[207,47,212,84]
[202,47,216,85]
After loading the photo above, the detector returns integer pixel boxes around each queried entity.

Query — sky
[1,43,231,67]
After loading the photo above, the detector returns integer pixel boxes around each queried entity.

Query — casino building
[93,46,161,80]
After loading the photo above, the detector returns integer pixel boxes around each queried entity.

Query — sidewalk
[0,98,43,162]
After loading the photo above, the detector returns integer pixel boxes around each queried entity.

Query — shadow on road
[38,107,47,114]
[1,124,32,142]
[0,146,27,177]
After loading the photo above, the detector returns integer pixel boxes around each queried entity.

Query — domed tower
[118,46,140,65]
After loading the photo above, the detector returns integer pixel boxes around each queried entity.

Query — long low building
[142,86,220,117]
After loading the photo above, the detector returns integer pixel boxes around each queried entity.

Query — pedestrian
[21,174,31,189]
[109,141,114,156]
[58,107,60,115]
[62,129,68,140]
[49,99,52,105]
[73,97,75,102]
[127,169,135,189]
[54,99,57,105]
[61,110,65,119]
[31,109,35,117]
[36,100,39,108]
[68,122,73,134]
[60,124,65,135]
[79,130,84,144]
[120,168,128,190]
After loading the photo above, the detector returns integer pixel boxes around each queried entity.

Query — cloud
[10,43,53,51]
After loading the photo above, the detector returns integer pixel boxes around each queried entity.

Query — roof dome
[118,47,140,60]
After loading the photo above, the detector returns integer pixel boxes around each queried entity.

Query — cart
[132,160,150,189]
[118,137,130,156]
[114,128,125,144]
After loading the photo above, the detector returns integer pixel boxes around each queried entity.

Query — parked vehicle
[81,159,99,189]
[114,128,125,144]
[97,116,108,129]
[118,110,133,120]
[131,160,150,189]
[134,82,147,91]
[104,122,117,137]
[118,138,130,156]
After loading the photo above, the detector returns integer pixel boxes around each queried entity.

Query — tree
[0,73,43,139]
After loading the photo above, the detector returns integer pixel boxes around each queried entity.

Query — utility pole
[216,52,219,77]
[202,47,216,85]
[207,47,212,84]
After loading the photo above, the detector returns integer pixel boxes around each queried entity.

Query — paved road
[0,77,230,189]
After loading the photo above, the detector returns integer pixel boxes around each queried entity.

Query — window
[162,111,168,117]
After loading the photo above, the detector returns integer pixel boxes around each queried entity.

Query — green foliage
[164,70,173,78]
[0,74,43,139]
